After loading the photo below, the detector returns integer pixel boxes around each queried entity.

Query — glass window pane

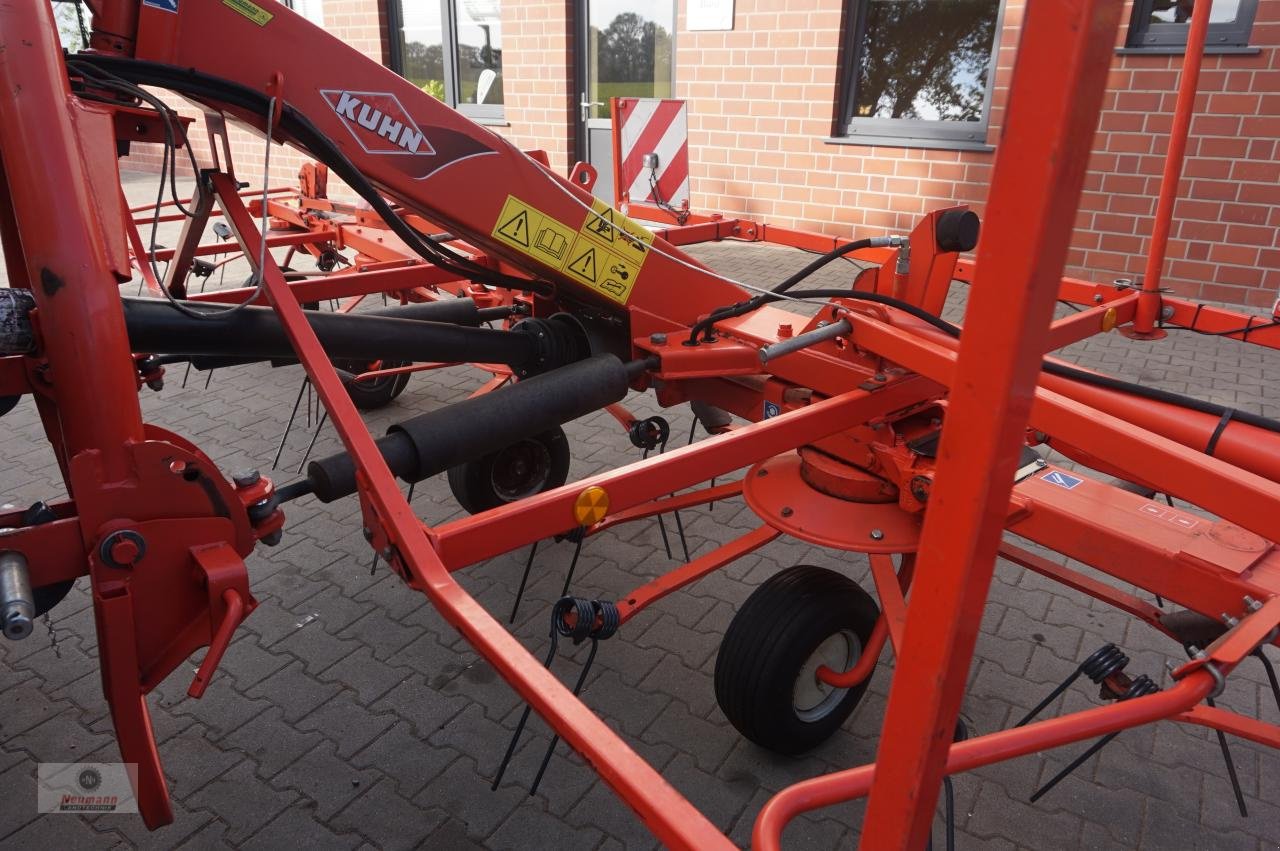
[852,0,1000,123]
[1148,0,1241,24]
[588,0,675,119]
[400,3,447,102]
[456,0,504,105]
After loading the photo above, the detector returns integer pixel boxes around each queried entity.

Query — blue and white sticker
[1042,470,1083,490]
[143,0,179,12]
[763,401,781,419]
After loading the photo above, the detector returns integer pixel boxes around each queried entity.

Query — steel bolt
[780,506,793,518]
[649,332,667,345]
[1244,596,1263,613]
[0,551,34,641]
[110,538,141,565]
[870,529,885,541]
[232,469,261,488]
[1093,294,1104,304]
[1221,613,1240,627]
[100,530,146,568]
[873,373,886,382]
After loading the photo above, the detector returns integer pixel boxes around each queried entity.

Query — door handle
[579,92,605,122]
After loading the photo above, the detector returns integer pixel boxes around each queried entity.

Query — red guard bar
[207,173,732,850]
[755,668,1216,849]
[1132,0,1214,336]
[857,2,1126,845]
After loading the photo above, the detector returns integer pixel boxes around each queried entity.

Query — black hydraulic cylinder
[122,297,536,368]
[305,354,631,502]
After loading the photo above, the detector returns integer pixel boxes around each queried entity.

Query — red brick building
[122,0,1279,308]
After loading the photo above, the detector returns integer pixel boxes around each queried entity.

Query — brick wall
[677,0,1278,308]
[119,0,1278,308]
[499,0,577,173]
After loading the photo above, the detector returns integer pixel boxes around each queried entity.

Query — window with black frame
[388,0,504,121]
[1125,0,1258,50]
[839,0,1003,149]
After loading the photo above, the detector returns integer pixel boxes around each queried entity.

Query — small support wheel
[714,564,880,754]
[447,426,571,514]
[332,357,412,410]
[33,580,73,618]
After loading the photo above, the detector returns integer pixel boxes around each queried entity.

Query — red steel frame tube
[1132,0,1213,336]
[0,3,145,481]
[857,3,1125,845]
[755,669,1216,850]
[207,173,731,850]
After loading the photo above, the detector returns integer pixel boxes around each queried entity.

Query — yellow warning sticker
[490,194,651,305]
[563,235,640,304]
[492,196,577,269]
[579,198,654,265]
[223,0,274,26]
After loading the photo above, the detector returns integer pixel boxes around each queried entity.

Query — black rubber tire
[33,580,73,617]
[447,426,571,514]
[714,565,880,755]
[331,357,412,411]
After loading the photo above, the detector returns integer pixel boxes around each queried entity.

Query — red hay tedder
[0,0,1278,847]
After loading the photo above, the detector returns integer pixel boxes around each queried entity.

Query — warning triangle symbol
[498,210,530,247]
[587,209,614,241]
[568,247,597,280]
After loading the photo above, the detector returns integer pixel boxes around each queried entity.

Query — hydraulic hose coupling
[0,550,35,640]
[865,235,910,275]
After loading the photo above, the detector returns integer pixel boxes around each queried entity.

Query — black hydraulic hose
[772,239,879,296]
[783,288,963,339]
[779,288,1280,437]
[122,296,539,368]
[70,55,552,297]
[687,238,882,343]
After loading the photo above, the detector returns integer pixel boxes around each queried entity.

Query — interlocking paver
[185,761,299,845]
[1,169,1278,848]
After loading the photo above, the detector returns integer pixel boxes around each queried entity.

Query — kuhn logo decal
[321,90,435,156]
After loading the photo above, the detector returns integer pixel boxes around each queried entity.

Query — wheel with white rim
[714,564,880,754]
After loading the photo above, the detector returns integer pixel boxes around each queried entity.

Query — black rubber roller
[935,209,980,253]
[305,354,631,502]
[363,298,485,326]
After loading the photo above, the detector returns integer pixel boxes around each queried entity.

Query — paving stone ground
[1,170,1278,849]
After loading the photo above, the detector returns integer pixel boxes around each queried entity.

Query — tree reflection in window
[851,0,999,126]
[393,0,502,111]
[590,10,673,106]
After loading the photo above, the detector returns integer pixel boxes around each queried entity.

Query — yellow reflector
[1102,307,1117,332]
[573,486,610,526]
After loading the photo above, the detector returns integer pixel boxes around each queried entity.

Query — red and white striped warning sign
[612,98,690,210]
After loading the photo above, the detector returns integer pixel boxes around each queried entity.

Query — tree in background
[54,1,89,52]
[593,12,672,90]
